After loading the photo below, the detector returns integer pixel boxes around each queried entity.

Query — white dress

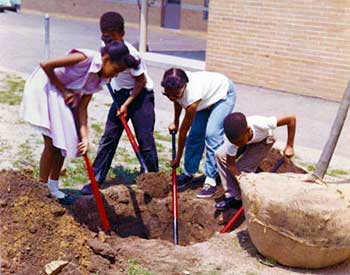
[20,49,108,157]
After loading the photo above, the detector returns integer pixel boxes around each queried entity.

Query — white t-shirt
[109,41,153,91]
[176,71,229,111]
[226,116,278,156]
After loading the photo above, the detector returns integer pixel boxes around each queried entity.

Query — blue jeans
[184,81,236,181]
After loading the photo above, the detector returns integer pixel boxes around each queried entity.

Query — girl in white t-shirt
[161,68,236,198]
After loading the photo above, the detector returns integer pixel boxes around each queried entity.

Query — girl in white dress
[20,41,140,204]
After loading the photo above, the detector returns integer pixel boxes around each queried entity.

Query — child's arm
[76,94,92,155]
[171,100,201,168]
[227,155,241,177]
[276,115,296,158]
[118,73,146,117]
[168,101,183,133]
[40,52,87,106]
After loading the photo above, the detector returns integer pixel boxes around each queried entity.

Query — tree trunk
[313,80,350,179]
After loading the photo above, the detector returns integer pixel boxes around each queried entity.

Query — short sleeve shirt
[109,40,153,91]
[226,116,278,156]
[176,71,229,111]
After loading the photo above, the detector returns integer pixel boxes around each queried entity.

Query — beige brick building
[206,0,350,101]
[22,0,209,31]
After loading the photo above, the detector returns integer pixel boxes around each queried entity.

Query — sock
[204,176,216,187]
[48,179,66,199]
[183,169,192,177]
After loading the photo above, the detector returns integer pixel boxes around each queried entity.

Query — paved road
[1,11,349,168]
[0,11,206,73]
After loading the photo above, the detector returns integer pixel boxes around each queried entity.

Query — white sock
[183,169,192,177]
[48,179,66,199]
[204,176,216,187]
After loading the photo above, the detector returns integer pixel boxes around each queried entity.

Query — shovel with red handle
[220,157,285,234]
[106,83,148,173]
[171,130,179,245]
[71,107,111,233]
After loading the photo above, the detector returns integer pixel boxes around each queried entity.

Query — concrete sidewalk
[0,11,349,173]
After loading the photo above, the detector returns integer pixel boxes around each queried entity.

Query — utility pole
[139,0,148,53]
[44,13,50,59]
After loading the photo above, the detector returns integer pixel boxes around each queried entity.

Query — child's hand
[78,138,89,155]
[283,145,294,158]
[237,172,247,181]
[170,157,180,168]
[117,104,128,118]
[168,122,178,134]
[63,90,77,107]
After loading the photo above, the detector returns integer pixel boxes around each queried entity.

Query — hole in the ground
[67,172,221,246]
[66,149,306,246]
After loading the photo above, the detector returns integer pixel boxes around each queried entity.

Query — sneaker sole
[196,193,216,199]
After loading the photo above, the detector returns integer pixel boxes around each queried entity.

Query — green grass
[0,143,11,154]
[90,122,104,136]
[307,164,316,172]
[326,169,350,177]
[13,141,40,179]
[127,259,154,275]
[0,75,25,106]
[154,130,172,142]
[110,165,139,184]
[155,141,167,153]
[60,158,88,187]
[258,256,277,267]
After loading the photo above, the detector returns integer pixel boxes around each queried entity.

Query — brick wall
[206,0,350,101]
[22,0,161,26]
[181,0,208,31]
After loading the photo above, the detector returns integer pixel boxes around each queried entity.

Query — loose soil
[3,151,349,275]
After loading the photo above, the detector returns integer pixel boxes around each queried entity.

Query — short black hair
[100,11,125,34]
[100,40,140,70]
[224,112,248,140]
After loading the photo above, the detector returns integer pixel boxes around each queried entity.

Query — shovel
[71,107,111,233]
[220,156,285,234]
[171,130,179,245]
[106,83,148,173]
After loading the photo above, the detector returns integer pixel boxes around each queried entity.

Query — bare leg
[50,148,65,181]
[39,135,54,183]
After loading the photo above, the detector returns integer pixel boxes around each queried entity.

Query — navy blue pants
[92,88,159,184]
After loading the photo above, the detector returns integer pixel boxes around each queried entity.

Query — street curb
[142,52,205,71]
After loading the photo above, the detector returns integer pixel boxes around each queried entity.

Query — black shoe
[215,197,242,211]
[58,194,76,205]
[80,183,93,195]
[177,173,193,189]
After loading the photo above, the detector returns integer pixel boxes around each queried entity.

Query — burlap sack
[240,173,350,268]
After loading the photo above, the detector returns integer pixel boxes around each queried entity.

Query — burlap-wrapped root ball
[240,173,350,269]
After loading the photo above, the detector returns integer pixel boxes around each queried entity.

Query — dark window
[203,0,209,20]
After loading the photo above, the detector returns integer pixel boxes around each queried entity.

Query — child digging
[81,11,158,195]
[215,112,296,210]
[161,68,236,198]
[20,41,140,205]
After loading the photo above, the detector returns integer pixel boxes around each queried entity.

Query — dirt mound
[0,153,310,274]
[136,172,172,198]
[0,171,91,275]
[258,148,306,174]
